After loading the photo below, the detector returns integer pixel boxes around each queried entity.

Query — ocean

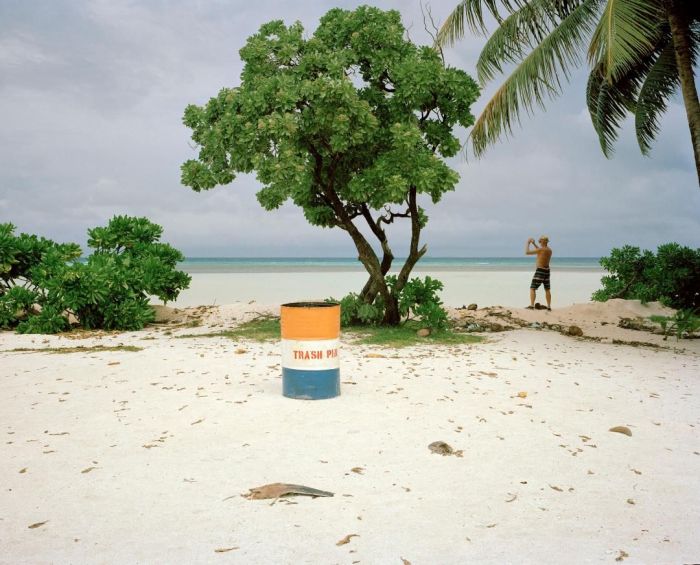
[178,256,602,273]
[172,257,605,308]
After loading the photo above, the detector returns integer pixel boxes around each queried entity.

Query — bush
[0,216,191,333]
[592,243,700,311]
[331,275,448,330]
[650,309,700,340]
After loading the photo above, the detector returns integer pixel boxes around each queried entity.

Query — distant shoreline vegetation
[176,257,603,274]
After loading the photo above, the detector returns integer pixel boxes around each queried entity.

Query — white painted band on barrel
[282,339,340,370]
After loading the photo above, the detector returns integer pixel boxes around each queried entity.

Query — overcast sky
[1,0,698,258]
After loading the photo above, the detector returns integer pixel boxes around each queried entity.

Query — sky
[1,0,699,258]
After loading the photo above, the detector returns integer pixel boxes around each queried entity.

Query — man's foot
[546,307,551,311]
[526,305,534,310]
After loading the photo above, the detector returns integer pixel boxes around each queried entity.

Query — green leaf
[588,0,664,83]
[634,37,679,154]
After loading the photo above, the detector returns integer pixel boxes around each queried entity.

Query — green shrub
[0,216,191,333]
[336,293,384,326]
[331,275,448,330]
[592,243,700,310]
[0,286,38,327]
[650,309,700,340]
[392,275,448,330]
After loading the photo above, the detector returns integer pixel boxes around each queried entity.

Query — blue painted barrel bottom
[282,367,340,400]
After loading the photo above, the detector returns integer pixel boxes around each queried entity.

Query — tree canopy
[181,6,479,324]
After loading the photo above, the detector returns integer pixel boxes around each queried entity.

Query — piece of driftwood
[609,426,633,436]
[244,483,334,500]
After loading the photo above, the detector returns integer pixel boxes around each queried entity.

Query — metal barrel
[280,301,340,400]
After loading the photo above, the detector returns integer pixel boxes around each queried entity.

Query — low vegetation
[332,276,449,330]
[8,345,143,354]
[347,321,482,347]
[176,314,480,348]
[176,316,281,342]
[593,243,700,311]
[0,216,190,334]
[650,310,700,341]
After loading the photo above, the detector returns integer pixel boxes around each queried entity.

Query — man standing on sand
[525,236,552,310]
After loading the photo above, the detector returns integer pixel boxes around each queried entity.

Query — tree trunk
[318,151,427,326]
[382,293,401,325]
[395,187,427,292]
[359,242,393,303]
[666,0,700,186]
[382,187,427,325]
[321,184,397,322]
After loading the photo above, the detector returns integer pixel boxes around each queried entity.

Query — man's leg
[530,288,536,307]
[545,289,551,309]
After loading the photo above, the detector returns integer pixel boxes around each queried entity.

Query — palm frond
[587,41,660,157]
[586,64,636,156]
[437,0,524,44]
[477,0,580,83]
[635,39,679,154]
[588,0,664,82]
[470,0,602,156]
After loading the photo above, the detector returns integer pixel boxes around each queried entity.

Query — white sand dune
[1,301,698,564]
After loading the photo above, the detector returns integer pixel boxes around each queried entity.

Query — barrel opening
[282,301,338,308]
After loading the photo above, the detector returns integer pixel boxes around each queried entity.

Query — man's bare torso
[536,247,552,269]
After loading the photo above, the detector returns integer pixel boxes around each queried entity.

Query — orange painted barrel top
[280,302,340,340]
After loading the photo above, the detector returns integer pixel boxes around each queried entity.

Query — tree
[181,6,479,325]
[437,0,700,185]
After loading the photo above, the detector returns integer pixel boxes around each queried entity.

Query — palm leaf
[588,0,664,83]
[477,0,582,83]
[470,0,602,156]
[587,36,665,157]
[437,0,525,44]
[635,38,679,154]
[586,64,637,156]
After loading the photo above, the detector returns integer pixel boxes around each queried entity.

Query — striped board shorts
[530,267,551,290]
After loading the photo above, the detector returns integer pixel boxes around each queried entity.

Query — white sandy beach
[1,299,699,564]
[173,269,604,309]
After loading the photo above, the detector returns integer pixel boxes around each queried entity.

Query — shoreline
[172,269,605,309]
[179,264,604,274]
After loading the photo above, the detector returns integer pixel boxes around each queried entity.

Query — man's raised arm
[525,238,539,256]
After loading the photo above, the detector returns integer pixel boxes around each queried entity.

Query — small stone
[567,325,583,337]
[466,324,481,332]
[417,328,430,337]
[467,303,478,311]
[530,322,542,329]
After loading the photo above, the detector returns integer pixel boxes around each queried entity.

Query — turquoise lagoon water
[179,257,602,273]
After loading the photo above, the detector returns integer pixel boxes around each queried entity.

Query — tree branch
[377,205,411,227]
[396,186,428,290]
[421,1,445,64]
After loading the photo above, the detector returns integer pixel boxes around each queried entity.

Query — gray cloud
[1,0,698,257]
